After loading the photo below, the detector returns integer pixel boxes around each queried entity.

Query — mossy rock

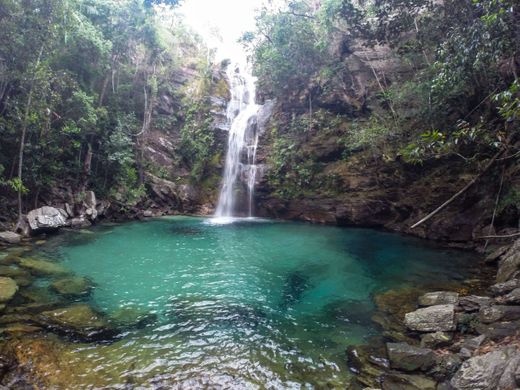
[19,258,70,276]
[0,265,31,279]
[50,276,93,298]
[0,277,18,303]
[38,304,113,340]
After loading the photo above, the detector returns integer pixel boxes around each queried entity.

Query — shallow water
[30,216,477,388]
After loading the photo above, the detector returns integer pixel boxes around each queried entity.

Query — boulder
[83,191,97,209]
[497,240,520,282]
[70,217,92,229]
[27,206,68,233]
[490,279,520,296]
[420,331,453,349]
[476,320,520,341]
[143,210,154,218]
[0,232,21,244]
[479,305,520,323]
[430,353,462,382]
[386,342,435,372]
[485,246,509,264]
[50,276,93,297]
[381,373,437,390]
[19,258,70,276]
[418,291,459,306]
[502,288,520,304]
[451,346,520,390]
[0,277,18,302]
[459,295,493,312]
[38,304,112,340]
[404,304,456,332]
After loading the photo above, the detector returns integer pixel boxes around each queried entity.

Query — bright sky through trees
[177,0,264,60]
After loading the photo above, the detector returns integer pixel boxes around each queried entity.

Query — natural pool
[3,217,481,388]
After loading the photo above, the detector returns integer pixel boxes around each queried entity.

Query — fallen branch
[477,232,520,239]
[411,148,504,229]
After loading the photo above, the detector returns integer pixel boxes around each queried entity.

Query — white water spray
[214,62,260,219]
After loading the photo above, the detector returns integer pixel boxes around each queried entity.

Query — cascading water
[214,62,260,219]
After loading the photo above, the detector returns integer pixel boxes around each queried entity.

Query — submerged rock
[38,304,112,340]
[0,231,21,244]
[451,346,520,389]
[19,258,70,276]
[386,342,435,372]
[27,206,68,233]
[418,291,459,306]
[50,276,93,297]
[0,277,18,303]
[108,306,157,329]
[280,271,310,308]
[404,304,456,332]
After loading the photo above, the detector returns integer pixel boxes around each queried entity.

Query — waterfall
[215,62,260,219]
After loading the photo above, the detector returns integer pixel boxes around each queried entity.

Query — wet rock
[50,276,93,297]
[451,346,520,390]
[19,258,70,276]
[418,291,459,307]
[38,304,112,340]
[27,206,68,233]
[0,231,21,244]
[476,320,520,341]
[108,306,157,329]
[458,295,493,312]
[346,344,387,388]
[404,304,456,332]
[0,323,42,335]
[386,342,435,371]
[0,277,18,302]
[490,279,520,296]
[70,217,92,229]
[0,265,31,279]
[420,331,453,349]
[502,288,520,304]
[0,313,33,324]
[479,305,520,323]
[381,372,437,390]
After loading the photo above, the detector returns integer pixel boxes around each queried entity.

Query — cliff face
[250,42,518,245]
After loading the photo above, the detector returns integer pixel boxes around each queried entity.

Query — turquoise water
[38,217,475,388]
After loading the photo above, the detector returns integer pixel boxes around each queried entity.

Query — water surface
[34,216,476,388]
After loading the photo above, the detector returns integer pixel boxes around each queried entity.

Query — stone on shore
[0,231,21,244]
[386,342,435,371]
[418,291,459,306]
[27,206,68,233]
[404,304,456,332]
[479,305,520,323]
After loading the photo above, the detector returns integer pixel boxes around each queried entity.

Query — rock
[404,304,456,332]
[0,231,21,244]
[502,287,520,304]
[479,305,520,323]
[381,373,437,390]
[0,265,31,279]
[27,206,68,233]
[0,323,42,335]
[0,277,18,302]
[38,304,112,340]
[485,246,509,264]
[83,191,97,209]
[386,342,435,372]
[430,353,462,382]
[96,200,110,217]
[85,207,98,221]
[19,258,70,276]
[497,240,520,282]
[108,306,157,329]
[418,291,459,306]
[143,210,154,217]
[451,346,520,390]
[346,344,387,388]
[476,320,520,341]
[64,202,74,217]
[490,279,520,296]
[50,277,93,297]
[461,335,486,352]
[70,217,92,229]
[458,295,493,312]
[420,331,453,349]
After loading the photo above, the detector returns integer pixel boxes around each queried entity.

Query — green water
[36,217,475,388]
